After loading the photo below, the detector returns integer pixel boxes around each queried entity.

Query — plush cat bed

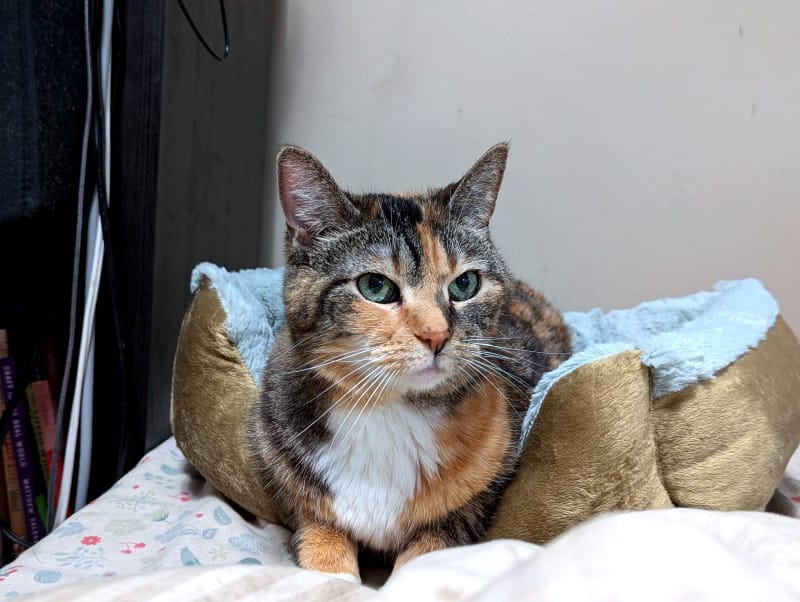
[171,263,800,544]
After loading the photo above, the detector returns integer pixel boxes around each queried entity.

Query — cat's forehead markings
[416,224,449,280]
[391,251,403,280]
[376,198,423,272]
[379,196,423,225]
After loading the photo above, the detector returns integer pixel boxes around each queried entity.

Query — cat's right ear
[449,142,509,228]
[277,145,359,246]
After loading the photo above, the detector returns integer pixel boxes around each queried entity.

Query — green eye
[356,273,400,304]
[448,271,480,302]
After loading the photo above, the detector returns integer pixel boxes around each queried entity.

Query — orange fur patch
[294,522,359,577]
[416,224,449,279]
[315,301,413,407]
[398,379,510,527]
[511,282,571,369]
[399,299,449,344]
[317,276,452,405]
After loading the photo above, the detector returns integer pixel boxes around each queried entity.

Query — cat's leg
[394,531,447,570]
[393,500,493,572]
[291,522,361,582]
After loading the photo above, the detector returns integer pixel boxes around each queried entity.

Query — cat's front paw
[292,522,361,582]
[394,532,447,572]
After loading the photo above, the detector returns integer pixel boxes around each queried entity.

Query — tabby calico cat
[250,143,571,581]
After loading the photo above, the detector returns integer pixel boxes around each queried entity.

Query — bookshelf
[1,0,275,556]
[91,0,275,499]
[0,0,86,558]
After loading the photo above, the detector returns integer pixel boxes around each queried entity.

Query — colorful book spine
[1,395,26,549]
[26,379,61,510]
[0,357,44,544]
[44,337,61,405]
[0,329,25,555]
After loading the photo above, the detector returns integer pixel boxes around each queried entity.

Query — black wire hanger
[177,0,230,61]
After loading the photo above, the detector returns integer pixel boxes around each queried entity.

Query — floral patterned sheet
[1,437,799,600]
[0,436,294,598]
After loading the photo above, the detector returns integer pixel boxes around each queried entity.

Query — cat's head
[277,143,513,398]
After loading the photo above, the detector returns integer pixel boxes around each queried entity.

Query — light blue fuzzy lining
[191,262,285,382]
[189,265,779,450]
[520,278,779,448]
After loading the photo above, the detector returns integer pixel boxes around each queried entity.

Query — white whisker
[340,367,396,445]
[287,359,376,442]
[465,338,571,356]
[465,353,533,393]
[474,348,552,371]
[329,365,386,445]
[460,359,523,421]
[286,346,377,374]
[266,332,317,363]
[361,368,398,437]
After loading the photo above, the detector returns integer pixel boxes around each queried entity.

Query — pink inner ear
[278,162,305,231]
[276,146,358,240]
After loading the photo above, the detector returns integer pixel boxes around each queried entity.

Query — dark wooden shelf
[90,0,276,498]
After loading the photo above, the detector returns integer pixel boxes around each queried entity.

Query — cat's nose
[416,328,450,355]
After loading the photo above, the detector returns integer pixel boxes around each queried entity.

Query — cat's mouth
[412,365,444,380]
[399,360,449,391]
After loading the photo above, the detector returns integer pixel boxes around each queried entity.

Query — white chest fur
[312,402,442,549]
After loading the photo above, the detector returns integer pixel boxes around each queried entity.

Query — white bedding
[2,436,799,600]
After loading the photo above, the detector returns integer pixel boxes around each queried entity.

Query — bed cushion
[171,264,800,543]
[0,437,295,597]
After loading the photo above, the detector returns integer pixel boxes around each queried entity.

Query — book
[0,329,9,559]
[44,337,61,410]
[0,356,44,544]
[1,386,26,554]
[26,378,62,512]
[0,328,26,554]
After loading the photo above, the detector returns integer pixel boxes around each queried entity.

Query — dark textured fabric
[0,0,84,222]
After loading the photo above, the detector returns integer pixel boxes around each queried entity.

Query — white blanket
[2,436,798,601]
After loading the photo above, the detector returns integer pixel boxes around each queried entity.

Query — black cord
[2,0,101,550]
[1,524,30,549]
[91,0,129,478]
[46,0,93,534]
[177,0,230,61]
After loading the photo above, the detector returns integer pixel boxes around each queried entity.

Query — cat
[249,142,571,581]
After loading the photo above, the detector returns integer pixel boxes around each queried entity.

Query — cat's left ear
[449,143,509,228]
[277,145,360,247]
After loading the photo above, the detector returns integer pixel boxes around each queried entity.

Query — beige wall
[262,1,800,333]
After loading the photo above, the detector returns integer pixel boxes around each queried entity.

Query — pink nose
[415,328,450,355]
